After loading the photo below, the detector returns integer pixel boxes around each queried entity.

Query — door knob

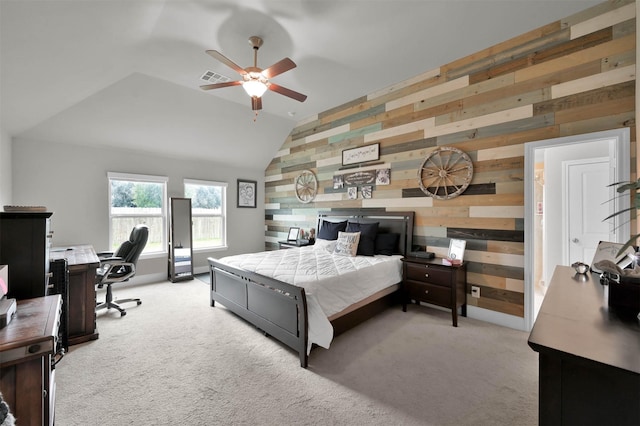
[572,238,579,243]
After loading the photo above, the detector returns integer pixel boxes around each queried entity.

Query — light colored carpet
[56,278,538,425]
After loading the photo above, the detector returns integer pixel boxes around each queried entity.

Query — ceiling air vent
[200,70,231,84]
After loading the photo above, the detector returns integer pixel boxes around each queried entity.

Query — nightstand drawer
[405,281,450,306]
[405,263,450,286]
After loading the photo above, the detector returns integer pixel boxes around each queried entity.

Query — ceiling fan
[200,36,307,111]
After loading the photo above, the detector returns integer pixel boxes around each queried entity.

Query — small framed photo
[237,179,257,208]
[447,239,466,262]
[287,227,300,241]
[347,187,357,199]
[361,185,372,199]
[376,168,390,185]
[333,175,344,189]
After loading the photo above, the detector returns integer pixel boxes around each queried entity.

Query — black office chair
[95,224,148,316]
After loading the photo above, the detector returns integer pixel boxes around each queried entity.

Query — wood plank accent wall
[264,0,636,319]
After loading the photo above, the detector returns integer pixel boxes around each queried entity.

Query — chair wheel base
[96,295,141,317]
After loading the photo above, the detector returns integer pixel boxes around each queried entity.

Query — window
[184,179,227,250]
[108,172,168,255]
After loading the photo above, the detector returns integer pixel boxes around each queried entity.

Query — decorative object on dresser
[418,146,473,200]
[402,257,467,327]
[444,238,466,265]
[208,210,414,367]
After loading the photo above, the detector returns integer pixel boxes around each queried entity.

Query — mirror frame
[169,197,194,282]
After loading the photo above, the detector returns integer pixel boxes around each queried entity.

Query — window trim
[108,172,169,256]
[184,178,228,251]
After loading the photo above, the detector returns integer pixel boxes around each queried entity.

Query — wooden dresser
[402,257,467,326]
[528,266,640,425]
[0,295,62,426]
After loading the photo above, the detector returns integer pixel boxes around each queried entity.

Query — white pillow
[313,238,338,253]
[333,231,361,257]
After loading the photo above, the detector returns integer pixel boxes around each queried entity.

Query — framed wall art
[342,143,379,166]
[347,187,357,199]
[237,179,257,208]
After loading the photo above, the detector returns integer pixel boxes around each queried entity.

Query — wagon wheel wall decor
[418,147,473,200]
[294,169,318,203]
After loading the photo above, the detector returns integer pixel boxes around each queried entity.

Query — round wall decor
[294,170,318,203]
[418,147,473,200]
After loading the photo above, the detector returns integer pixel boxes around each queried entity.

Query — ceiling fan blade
[268,83,307,102]
[262,58,296,79]
[251,97,262,111]
[200,81,242,90]
[206,50,247,75]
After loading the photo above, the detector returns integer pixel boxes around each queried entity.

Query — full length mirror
[169,197,193,282]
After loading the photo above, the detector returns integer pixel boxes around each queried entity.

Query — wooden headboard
[317,210,414,256]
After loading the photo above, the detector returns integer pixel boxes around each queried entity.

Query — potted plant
[605,179,640,255]
[603,179,639,314]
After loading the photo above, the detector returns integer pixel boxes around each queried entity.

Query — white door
[565,158,615,265]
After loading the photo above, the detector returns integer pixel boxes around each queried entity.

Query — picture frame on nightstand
[447,239,466,262]
[287,227,300,242]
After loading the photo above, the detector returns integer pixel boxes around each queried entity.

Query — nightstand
[402,257,467,326]
[278,239,311,249]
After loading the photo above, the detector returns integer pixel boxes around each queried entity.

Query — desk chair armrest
[97,251,115,259]
[97,259,137,285]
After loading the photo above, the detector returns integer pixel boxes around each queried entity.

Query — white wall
[12,138,266,280]
[0,127,11,206]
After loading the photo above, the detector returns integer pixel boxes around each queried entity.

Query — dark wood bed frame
[208,210,414,368]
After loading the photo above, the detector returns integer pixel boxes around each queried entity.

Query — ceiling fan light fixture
[242,75,268,98]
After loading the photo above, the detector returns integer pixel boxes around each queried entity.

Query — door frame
[524,128,630,331]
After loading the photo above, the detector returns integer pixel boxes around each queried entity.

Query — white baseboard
[129,272,168,285]
[466,305,527,331]
[193,266,209,275]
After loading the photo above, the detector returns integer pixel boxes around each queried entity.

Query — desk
[0,295,62,426]
[528,266,640,425]
[50,245,100,345]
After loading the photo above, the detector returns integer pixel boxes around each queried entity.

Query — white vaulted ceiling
[0,0,601,170]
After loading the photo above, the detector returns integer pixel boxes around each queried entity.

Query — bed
[208,210,414,368]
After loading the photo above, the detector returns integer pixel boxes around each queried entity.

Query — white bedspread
[216,246,403,353]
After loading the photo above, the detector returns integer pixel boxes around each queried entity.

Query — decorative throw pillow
[375,233,400,255]
[346,222,379,256]
[317,220,348,240]
[333,231,360,257]
[313,238,338,253]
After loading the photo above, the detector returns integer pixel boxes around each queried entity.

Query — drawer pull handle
[424,290,429,294]
[28,344,41,354]
[425,274,429,278]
